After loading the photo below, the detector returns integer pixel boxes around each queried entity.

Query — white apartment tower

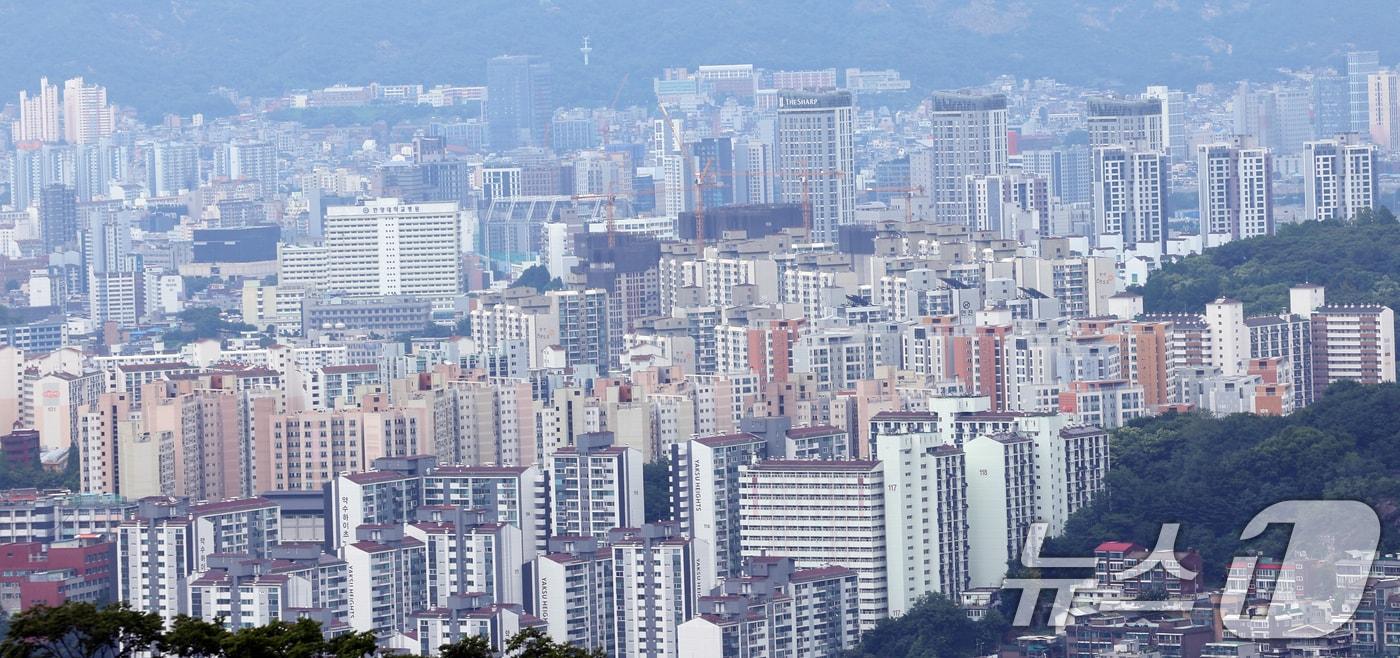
[777,91,855,242]
[965,432,1036,588]
[1304,135,1377,221]
[875,430,970,617]
[549,432,644,542]
[1197,140,1274,243]
[670,432,769,582]
[1093,145,1167,247]
[62,77,115,145]
[534,536,615,651]
[610,524,712,658]
[739,459,886,629]
[117,499,194,625]
[1087,98,1165,152]
[924,92,1009,227]
[17,77,60,143]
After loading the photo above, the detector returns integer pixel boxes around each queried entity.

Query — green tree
[221,618,364,658]
[1,602,163,658]
[504,627,607,658]
[437,634,493,658]
[847,594,1007,658]
[160,615,230,657]
[511,265,563,293]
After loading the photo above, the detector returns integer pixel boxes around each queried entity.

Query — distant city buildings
[0,44,1392,658]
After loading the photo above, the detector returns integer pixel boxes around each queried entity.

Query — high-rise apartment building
[549,431,643,542]
[1087,98,1164,152]
[1197,140,1273,243]
[670,432,768,581]
[545,288,611,374]
[487,55,552,149]
[405,506,525,609]
[739,459,886,629]
[678,557,863,658]
[17,78,60,143]
[322,198,462,308]
[1092,145,1167,247]
[146,141,200,196]
[610,524,711,658]
[777,91,855,242]
[965,432,1036,588]
[1304,134,1377,221]
[534,536,615,651]
[343,524,428,638]
[1311,305,1396,386]
[923,92,1008,227]
[62,77,114,145]
[117,498,193,625]
[1348,50,1381,134]
[875,430,969,617]
[228,141,279,200]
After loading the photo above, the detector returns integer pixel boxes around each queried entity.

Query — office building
[777,91,855,242]
[1369,69,1400,151]
[1348,50,1381,134]
[487,55,552,149]
[1304,135,1377,221]
[693,137,734,209]
[1143,86,1186,161]
[322,198,462,308]
[39,183,77,252]
[1312,73,1351,138]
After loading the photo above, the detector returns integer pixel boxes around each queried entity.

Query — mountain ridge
[2,1,1396,116]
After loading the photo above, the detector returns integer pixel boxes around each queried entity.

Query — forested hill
[1138,210,1400,316]
[5,1,1399,117]
[1049,381,1400,583]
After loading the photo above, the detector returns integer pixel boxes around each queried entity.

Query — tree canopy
[162,306,258,348]
[511,266,563,293]
[847,594,1008,658]
[1049,381,1400,583]
[1136,210,1400,316]
[0,603,603,658]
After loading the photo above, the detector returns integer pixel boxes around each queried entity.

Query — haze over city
[0,3,1396,658]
